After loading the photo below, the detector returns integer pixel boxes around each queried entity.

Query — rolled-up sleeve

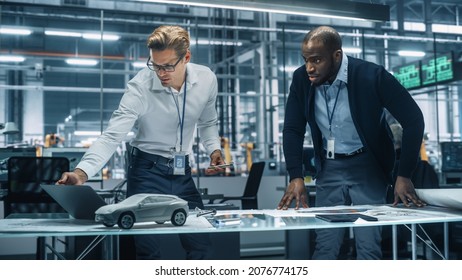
[197,74,221,155]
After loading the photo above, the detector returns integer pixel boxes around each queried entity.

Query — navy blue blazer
[283,56,425,184]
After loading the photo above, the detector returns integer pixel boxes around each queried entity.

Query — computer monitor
[441,142,462,172]
[440,142,462,185]
[42,147,102,181]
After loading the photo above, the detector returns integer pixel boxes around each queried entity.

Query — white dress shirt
[76,63,221,178]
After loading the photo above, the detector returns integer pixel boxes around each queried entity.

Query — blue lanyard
[172,73,187,151]
[323,81,342,136]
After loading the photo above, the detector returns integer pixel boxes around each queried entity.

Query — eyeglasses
[146,54,184,72]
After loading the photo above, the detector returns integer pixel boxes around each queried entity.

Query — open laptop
[41,184,107,220]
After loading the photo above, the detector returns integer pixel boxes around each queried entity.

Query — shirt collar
[172,63,197,94]
[185,63,197,89]
[335,50,348,85]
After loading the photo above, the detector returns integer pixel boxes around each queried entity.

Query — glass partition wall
[1,1,461,177]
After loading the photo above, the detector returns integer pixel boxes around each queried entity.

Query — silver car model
[95,193,189,229]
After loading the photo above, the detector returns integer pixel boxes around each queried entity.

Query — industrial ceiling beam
[136,0,390,22]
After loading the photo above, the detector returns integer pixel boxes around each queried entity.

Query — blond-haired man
[58,25,224,259]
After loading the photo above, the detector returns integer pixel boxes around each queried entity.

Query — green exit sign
[393,62,421,89]
[421,52,454,86]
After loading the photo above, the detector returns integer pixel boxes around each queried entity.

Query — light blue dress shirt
[314,51,363,154]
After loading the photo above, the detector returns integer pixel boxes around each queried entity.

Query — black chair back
[241,161,266,209]
[207,161,266,210]
[243,161,266,197]
[5,156,69,216]
[412,160,439,189]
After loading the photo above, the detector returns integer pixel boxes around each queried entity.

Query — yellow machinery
[221,137,232,165]
[221,137,255,172]
[241,142,255,171]
[220,137,233,175]
[420,141,429,162]
[44,133,64,148]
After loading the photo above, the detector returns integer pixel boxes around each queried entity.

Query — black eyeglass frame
[146,54,184,72]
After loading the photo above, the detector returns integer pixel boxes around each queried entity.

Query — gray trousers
[313,152,388,260]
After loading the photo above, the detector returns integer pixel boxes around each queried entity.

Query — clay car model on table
[95,193,188,229]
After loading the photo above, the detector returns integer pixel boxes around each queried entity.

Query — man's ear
[334,49,342,63]
[184,49,191,63]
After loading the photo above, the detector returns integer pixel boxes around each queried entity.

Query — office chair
[4,156,70,259]
[213,161,266,210]
[5,156,69,216]
[411,160,439,189]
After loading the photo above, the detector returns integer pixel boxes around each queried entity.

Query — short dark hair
[302,26,342,53]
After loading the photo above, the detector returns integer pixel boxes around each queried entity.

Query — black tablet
[315,213,378,222]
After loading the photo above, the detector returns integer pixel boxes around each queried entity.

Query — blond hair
[146,25,190,57]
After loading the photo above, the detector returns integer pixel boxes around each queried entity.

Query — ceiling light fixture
[398,50,426,57]
[45,30,82,37]
[279,65,300,72]
[135,0,389,22]
[432,24,462,35]
[191,39,243,46]
[343,47,362,54]
[132,61,146,68]
[65,58,99,66]
[82,33,120,41]
[0,55,26,62]
[0,27,32,35]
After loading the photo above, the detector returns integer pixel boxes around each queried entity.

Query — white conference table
[1,204,462,260]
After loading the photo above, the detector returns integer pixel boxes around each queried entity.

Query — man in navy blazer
[278,26,425,259]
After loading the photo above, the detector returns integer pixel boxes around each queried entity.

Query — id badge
[327,137,335,159]
[173,152,186,175]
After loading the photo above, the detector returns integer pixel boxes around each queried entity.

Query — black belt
[327,148,365,159]
[131,147,182,167]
